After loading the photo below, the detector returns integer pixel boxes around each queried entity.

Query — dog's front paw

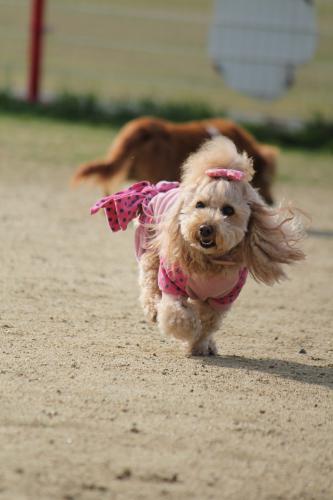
[143,300,158,323]
[157,295,201,342]
[141,292,161,324]
[207,338,218,356]
[189,337,218,357]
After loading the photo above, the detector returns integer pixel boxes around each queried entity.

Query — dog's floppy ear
[243,187,305,285]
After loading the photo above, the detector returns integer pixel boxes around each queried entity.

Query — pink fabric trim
[158,261,188,298]
[209,268,248,309]
[91,181,179,232]
[158,260,248,309]
[135,188,179,260]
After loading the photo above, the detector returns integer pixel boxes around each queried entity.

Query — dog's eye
[196,201,206,209]
[221,205,235,216]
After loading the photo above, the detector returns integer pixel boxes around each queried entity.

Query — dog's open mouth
[199,238,216,249]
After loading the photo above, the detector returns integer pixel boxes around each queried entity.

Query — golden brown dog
[91,137,304,356]
[73,116,278,204]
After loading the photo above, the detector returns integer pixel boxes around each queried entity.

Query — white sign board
[208,0,317,99]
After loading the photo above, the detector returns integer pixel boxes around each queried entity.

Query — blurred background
[1,0,332,124]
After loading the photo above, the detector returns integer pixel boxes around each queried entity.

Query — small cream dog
[91,137,304,356]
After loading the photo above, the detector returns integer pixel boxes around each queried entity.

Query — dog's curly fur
[139,137,304,356]
[73,116,278,205]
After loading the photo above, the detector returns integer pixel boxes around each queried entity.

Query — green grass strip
[1,90,332,151]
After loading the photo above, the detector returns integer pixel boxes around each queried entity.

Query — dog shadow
[308,228,333,239]
[199,354,333,389]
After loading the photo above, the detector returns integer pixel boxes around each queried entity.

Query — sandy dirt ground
[1,130,333,500]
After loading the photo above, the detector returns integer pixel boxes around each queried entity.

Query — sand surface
[1,138,333,500]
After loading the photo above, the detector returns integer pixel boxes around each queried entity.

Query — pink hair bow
[91,180,179,232]
[206,168,245,181]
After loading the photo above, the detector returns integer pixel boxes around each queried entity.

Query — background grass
[2,90,333,151]
[1,0,333,121]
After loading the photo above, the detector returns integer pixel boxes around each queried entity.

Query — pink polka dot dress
[91,180,248,310]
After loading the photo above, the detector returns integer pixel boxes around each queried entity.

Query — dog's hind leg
[139,251,161,323]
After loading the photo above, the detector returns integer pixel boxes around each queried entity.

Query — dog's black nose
[199,224,214,238]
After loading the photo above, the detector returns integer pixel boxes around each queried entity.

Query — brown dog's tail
[71,136,133,193]
[71,158,120,186]
[71,117,159,191]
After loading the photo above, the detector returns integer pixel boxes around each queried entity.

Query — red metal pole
[28,0,45,102]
